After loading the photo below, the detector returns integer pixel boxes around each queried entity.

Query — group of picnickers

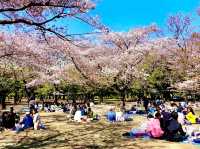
[0,106,45,133]
[1,96,200,144]
[67,102,100,122]
[122,98,200,143]
[29,100,100,123]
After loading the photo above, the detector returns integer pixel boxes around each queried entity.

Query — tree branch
[0,2,82,13]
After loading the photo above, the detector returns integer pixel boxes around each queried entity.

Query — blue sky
[68,0,200,34]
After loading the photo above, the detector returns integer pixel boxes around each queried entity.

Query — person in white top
[32,109,41,130]
[116,108,124,122]
[74,108,82,122]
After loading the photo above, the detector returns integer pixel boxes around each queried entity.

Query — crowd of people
[32,101,99,123]
[1,98,200,145]
[68,103,99,122]
[106,107,134,122]
[122,99,200,143]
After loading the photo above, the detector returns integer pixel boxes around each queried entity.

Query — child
[15,119,23,133]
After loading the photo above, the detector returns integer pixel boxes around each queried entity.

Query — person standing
[143,97,149,113]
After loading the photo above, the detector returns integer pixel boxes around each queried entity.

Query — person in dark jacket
[7,107,17,129]
[143,97,149,113]
[2,112,9,129]
[164,111,187,142]
[160,110,171,131]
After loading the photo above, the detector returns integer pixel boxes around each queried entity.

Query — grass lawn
[0,104,200,149]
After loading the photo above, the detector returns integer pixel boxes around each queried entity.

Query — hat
[26,112,30,115]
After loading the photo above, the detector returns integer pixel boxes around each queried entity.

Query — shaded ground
[0,104,200,149]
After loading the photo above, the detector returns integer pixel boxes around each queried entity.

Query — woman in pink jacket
[146,112,164,138]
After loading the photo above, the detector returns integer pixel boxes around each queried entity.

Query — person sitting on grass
[107,107,116,122]
[130,105,137,112]
[177,103,184,113]
[7,107,17,130]
[128,105,137,115]
[123,112,163,138]
[177,112,185,125]
[69,105,77,119]
[2,112,9,129]
[186,107,200,124]
[20,112,33,129]
[115,107,124,122]
[62,103,70,113]
[87,108,94,119]
[147,104,156,116]
[44,103,51,112]
[164,111,187,142]
[0,114,3,131]
[14,119,23,133]
[1,107,18,130]
[80,104,87,116]
[146,112,164,138]
[32,109,42,130]
[74,107,82,122]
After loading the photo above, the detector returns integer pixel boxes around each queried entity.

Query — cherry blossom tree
[0,0,107,41]
[0,32,71,107]
[67,25,159,105]
[167,13,199,76]
[166,13,200,94]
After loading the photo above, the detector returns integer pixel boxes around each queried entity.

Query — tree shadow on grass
[3,132,66,149]
[1,125,172,149]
